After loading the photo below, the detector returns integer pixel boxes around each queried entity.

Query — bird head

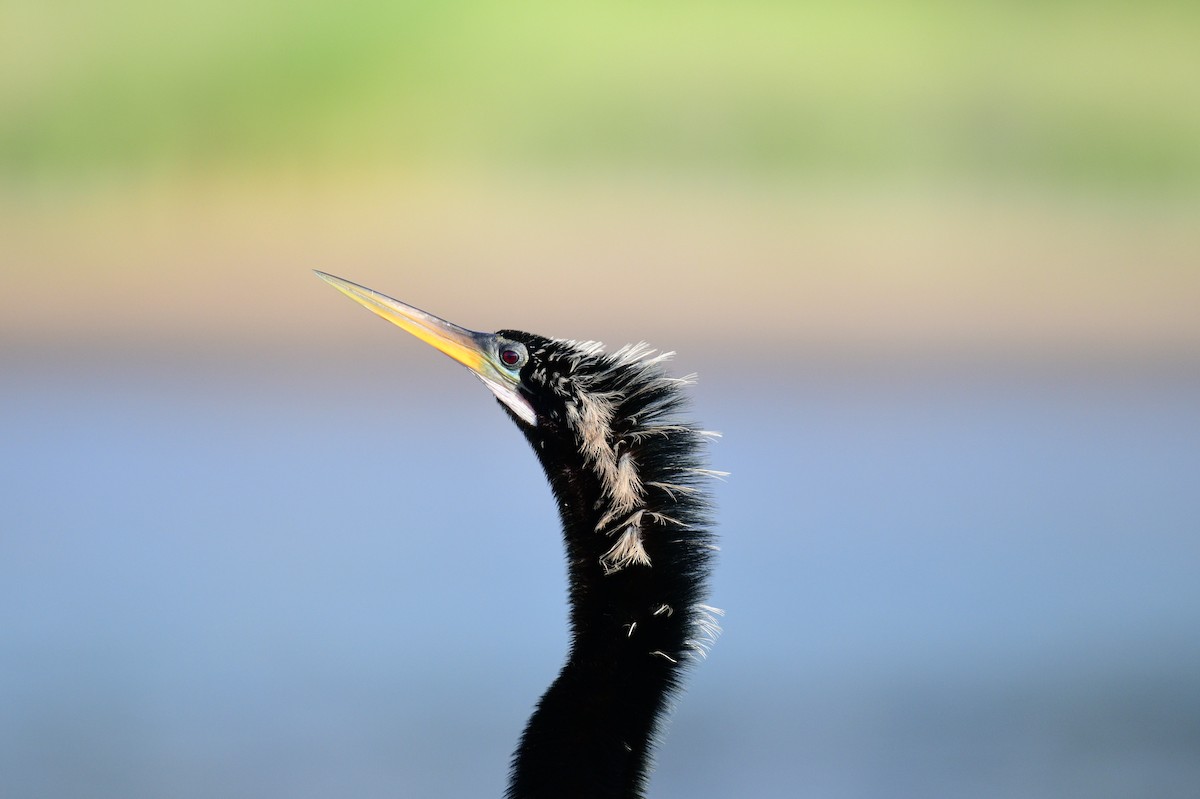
[315,271,704,564]
[315,270,660,432]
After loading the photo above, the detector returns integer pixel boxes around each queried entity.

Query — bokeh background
[3,2,1199,797]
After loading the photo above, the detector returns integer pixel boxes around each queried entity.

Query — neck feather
[505,359,717,799]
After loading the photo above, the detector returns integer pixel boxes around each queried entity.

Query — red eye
[500,348,521,366]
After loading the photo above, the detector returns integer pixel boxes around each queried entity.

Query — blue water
[2,358,1198,798]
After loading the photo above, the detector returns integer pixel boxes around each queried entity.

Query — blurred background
[2,1,1198,797]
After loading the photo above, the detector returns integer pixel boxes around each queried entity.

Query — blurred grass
[3,0,1199,188]
[2,1,1197,365]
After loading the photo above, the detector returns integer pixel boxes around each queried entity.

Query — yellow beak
[315,271,537,425]
[314,271,489,373]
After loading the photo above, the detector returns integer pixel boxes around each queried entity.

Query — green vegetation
[3,0,1199,188]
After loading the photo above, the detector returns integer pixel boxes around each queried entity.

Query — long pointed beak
[314,271,491,373]
[314,271,538,426]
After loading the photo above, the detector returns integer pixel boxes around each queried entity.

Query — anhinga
[315,272,719,799]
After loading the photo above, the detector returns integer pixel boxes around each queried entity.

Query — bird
[315,271,720,799]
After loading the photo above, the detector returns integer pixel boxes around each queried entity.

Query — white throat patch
[476,373,537,426]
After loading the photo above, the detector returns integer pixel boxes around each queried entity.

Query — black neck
[505,415,711,799]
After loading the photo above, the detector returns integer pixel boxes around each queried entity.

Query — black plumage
[316,274,719,799]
